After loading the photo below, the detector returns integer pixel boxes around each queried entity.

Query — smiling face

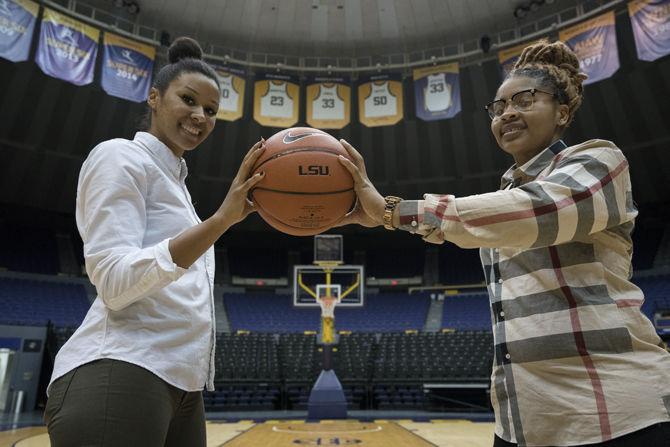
[490,76,569,167]
[147,71,220,158]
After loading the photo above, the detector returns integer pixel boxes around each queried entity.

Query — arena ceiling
[85,0,582,57]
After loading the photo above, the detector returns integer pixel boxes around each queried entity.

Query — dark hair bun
[168,37,203,64]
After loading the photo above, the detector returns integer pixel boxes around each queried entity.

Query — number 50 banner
[213,65,245,122]
[559,11,620,85]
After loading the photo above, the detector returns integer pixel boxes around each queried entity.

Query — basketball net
[317,295,338,319]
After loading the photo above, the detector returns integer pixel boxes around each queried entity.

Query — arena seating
[224,292,430,333]
[441,293,491,331]
[0,277,89,326]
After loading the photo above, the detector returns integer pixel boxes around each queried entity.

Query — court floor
[0,419,495,447]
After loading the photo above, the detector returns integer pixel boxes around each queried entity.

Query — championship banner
[253,72,299,127]
[357,73,403,127]
[628,0,670,62]
[559,11,619,85]
[0,0,38,62]
[36,8,99,86]
[305,76,351,129]
[101,32,155,103]
[413,63,461,121]
[498,40,542,79]
[213,65,245,122]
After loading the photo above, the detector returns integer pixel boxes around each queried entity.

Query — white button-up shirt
[49,132,216,393]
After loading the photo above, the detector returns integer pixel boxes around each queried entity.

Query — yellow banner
[43,8,100,43]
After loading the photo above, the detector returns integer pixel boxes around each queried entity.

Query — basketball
[250,127,356,236]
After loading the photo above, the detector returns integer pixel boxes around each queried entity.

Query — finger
[339,139,365,166]
[338,155,365,184]
[241,171,265,191]
[236,142,266,182]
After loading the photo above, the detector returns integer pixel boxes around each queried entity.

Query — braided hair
[509,39,588,127]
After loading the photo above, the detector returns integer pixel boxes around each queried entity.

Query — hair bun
[168,37,203,64]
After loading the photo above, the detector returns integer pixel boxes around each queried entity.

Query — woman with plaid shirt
[337,40,670,447]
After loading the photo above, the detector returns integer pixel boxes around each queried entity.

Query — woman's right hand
[337,139,386,227]
[215,139,266,230]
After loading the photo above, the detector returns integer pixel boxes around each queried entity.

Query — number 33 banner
[560,11,619,86]
[358,73,403,127]
[253,72,299,128]
[413,62,461,121]
[306,76,351,129]
[213,65,245,122]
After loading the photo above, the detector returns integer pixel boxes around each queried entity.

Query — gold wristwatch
[383,196,403,230]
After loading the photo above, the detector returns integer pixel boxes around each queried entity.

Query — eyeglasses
[485,88,558,120]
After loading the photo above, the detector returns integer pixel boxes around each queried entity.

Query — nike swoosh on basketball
[282,131,321,144]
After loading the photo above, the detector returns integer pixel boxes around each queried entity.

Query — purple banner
[0,0,39,62]
[413,63,461,121]
[559,11,619,86]
[101,32,155,102]
[629,0,670,62]
[35,8,99,86]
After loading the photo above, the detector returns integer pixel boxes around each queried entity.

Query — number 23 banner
[413,62,461,121]
[559,11,619,86]
[253,72,299,128]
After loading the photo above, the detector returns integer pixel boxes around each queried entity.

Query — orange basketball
[250,127,356,236]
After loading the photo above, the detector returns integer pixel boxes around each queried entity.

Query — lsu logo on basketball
[298,165,330,176]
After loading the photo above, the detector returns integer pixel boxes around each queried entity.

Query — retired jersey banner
[101,32,155,102]
[253,72,299,127]
[413,63,461,121]
[36,8,99,86]
[628,0,670,62]
[0,0,38,62]
[213,65,245,122]
[358,73,403,127]
[498,40,542,79]
[306,76,351,129]
[559,11,619,85]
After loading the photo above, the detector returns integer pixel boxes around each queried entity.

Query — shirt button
[498,278,503,284]
[499,311,505,317]
[505,353,511,360]
[411,220,417,227]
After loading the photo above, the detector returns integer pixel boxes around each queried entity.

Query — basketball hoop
[317,295,338,318]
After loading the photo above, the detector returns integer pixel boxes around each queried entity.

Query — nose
[498,101,519,120]
[191,107,206,123]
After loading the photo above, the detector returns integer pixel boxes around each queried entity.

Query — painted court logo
[293,437,362,445]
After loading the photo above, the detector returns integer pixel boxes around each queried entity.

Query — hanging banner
[305,76,351,129]
[497,39,542,79]
[413,63,461,121]
[213,65,245,122]
[253,72,299,127]
[559,11,619,85]
[628,0,670,62]
[357,73,403,127]
[35,8,99,86]
[101,32,155,103]
[0,0,38,62]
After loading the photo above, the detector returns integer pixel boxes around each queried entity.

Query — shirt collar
[501,139,567,188]
[134,132,188,181]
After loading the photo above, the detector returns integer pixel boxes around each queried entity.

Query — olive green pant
[44,359,206,447]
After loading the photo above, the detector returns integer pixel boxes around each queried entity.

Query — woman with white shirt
[44,37,266,446]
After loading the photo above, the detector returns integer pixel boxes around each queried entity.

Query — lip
[179,122,203,138]
[500,122,526,139]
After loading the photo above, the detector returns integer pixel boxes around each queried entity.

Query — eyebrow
[184,85,219,107]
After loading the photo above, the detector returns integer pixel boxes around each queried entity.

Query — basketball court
[0,419,495,447]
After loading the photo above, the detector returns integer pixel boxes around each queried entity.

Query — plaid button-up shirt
[397,139,670,446]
